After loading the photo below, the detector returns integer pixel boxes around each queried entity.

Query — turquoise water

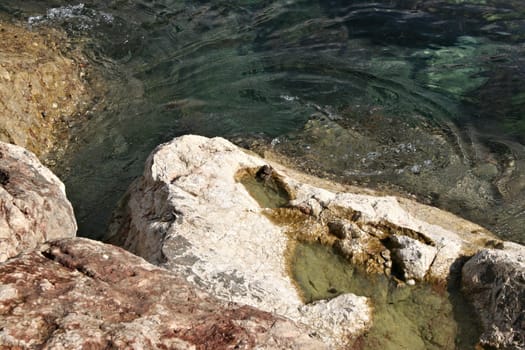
[2,0,524,242]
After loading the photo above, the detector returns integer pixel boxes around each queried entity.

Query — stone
[107,135,502,348]
[327,220,348,239]
[0,142,76,262]
[106,135,372,348]
[0,238,324,349]
[462,243,525,350]
[388,235,437,281]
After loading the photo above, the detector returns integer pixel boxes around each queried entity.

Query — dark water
[2,0,524,243]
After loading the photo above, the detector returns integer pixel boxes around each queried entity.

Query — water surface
[2,0,524,243]
[291,242,481,350]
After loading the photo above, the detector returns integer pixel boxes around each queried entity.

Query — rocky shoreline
[0,21,523,350]
[105,134,525,349]
[1,133,523,349]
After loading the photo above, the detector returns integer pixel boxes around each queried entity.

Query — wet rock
[327,220,348,239]
[265,103,525,245]
[388,235,437,282]
[462,244,525,350]
[0,238,324,349]
[0,21,99,161]
[0,142,76,262]
[107,135,502,348]
[332,225,387,275]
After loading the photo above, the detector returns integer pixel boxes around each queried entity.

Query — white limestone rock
[0,142,76,261]
[389,235,437,281]
[106,135,501,348]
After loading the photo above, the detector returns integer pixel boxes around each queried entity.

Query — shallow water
[291,242,481,350]
[238,167,291,208]
[2,0,524,243]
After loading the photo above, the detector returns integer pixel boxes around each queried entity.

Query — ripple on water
[1,0,523,243]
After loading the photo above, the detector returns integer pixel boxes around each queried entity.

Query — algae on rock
[0,21,102,162]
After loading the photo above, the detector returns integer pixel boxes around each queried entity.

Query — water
[1,0,524,243]
[290,242,481,350]
[238,167,483,349]
[237,166,291,208]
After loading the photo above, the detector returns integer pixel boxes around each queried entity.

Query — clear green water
[238,168,291,208]
[2,0,524,243]
[291,242,481,350]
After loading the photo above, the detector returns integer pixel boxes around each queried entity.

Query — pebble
[410,165,421,174]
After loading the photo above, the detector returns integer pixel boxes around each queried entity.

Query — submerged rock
[462,244,525,350]
[107,135,503,348]
[0,142,76,262]
[0,21,100,161]
[259,105,525,245]
[0,238,323,349]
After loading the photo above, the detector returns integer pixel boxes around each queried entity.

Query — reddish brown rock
[0,142,76,262]
[0,238,325,349]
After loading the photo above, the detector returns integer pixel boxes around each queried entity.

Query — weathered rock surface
[462,243,525,350]
[107,135,501,348]
[0,142,76,262]
[0,238,323,349]
[0,21,100,161]
[388,235,437,282]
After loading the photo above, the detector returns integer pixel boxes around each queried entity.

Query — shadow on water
[290,242,482,350]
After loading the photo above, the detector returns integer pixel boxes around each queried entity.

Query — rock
[258,105,525,245]
[106,135,499,348]
[327,220,348,239]
[0,21,100,161]
[0,238,324,349]
[107,135,372,348]
[388,235,437,281]
[462,244,525,350]
[0,142,76,262]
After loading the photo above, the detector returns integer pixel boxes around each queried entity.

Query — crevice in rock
[0,168,9,186]
[41,247,96,279]
[446,255,483,348]
[372,221,435,246]
[380,237,405,281]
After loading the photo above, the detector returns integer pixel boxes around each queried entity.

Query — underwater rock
[0,238,323,349]
[0,142,76,262]
[0,21,100,161]
[107,135,504,348]
[462,244,525,350]
[265,107,525,245]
